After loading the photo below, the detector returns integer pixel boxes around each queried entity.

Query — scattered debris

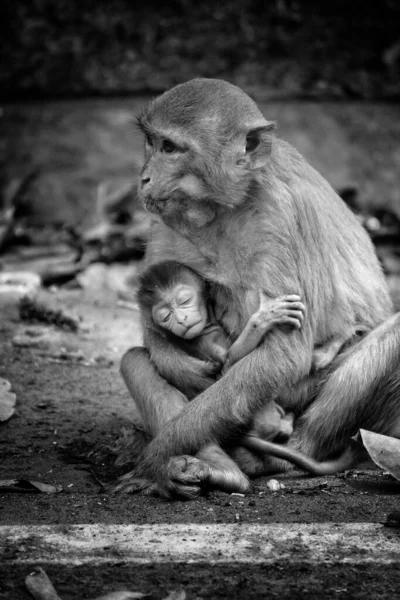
[0,170,40,254]
[360,429,400,481]
[12,327,56,350]
[382,511,400,528]
[19,296,80,331]
[45,348,85,363]
[0,479,62,494]
[0,377,16,422]
[93,592,149,600]
[0,271,41,299]
[25,567,149,600]
[77,263,138,302]
[266,479,285,492]
[0,179,147,289]
[345,471,400,494]
[25,567,62,600]
[162,591,186,600]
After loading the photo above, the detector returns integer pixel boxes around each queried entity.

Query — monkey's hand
[145,327,219,396]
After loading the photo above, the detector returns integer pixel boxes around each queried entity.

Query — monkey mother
[117,78,399,499]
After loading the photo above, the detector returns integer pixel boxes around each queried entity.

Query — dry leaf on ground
[162,591,187,600]
[0,377,16,422]
[360,429,400,481]
[25,567,62,600]
[92,592,149,600]
[0,479,62,493]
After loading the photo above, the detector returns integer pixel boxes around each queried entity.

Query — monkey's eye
[179,298,192,306]
[245,132,260,153]
[156,308,171,324]
[161,140,178,154]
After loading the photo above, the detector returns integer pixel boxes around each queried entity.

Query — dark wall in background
[1,0,400,100]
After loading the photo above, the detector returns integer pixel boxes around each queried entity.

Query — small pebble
[266,479,285,492]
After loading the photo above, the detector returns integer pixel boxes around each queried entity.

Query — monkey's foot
[111,453,249,500]
[110,472,160,496]
[167,453,250,499]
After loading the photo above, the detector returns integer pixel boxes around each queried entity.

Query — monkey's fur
[116,78,397,498]
[132,259,357,478]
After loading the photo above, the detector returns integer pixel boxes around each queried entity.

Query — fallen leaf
[0,479,62,493]
[92,593,149,600]
[360,429,400,481]
[0,377,16,421]
[25,567,62,600]
[162,592,186,600]
[0,271,41,298]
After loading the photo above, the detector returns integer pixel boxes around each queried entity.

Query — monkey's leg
[247,400,294,442]
[293,312,400,460]
[117,329,312,496]
[118,346,249,498]
[121,347,189,437]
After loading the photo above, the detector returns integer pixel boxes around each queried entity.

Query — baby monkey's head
[137,261,208,339]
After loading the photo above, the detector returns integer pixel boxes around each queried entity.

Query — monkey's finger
[282,316,303,329]
[281,301,305,312]
[284,309,305,321]
[281,294,302,302]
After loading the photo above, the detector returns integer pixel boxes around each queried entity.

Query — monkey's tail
[241,435,355,476]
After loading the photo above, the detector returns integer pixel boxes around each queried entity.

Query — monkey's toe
[110,472,157,495]
[167,455,205,484]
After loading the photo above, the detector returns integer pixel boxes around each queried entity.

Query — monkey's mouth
[182,321,207,339]
[143,195,167,214]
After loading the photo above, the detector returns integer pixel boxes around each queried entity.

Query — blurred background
[1,0,400,100]
[0,0,399,296]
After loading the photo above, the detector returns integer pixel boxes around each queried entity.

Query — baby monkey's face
[152,278,208,339]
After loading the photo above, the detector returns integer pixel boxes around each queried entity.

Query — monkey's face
[136,79,276,224]
[152,279,208,340]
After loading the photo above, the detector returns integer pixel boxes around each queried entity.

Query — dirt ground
[1,282,400,599]
[1,98,400,598]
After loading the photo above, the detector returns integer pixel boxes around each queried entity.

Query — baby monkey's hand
[252,293,305,331]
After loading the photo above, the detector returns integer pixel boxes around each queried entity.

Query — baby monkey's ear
[244,122,276,170]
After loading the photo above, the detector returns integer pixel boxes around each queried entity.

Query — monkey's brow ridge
[136,113,158,136]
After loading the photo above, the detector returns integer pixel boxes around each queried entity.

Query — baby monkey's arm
[225,293,305,370]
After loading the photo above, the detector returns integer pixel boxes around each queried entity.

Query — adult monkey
[116,78,398,499]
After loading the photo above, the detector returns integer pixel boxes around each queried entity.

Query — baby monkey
[137,260,357,475]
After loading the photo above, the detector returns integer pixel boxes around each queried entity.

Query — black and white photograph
[1,1,400,598]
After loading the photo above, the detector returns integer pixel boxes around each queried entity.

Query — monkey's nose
[141,176,151,188]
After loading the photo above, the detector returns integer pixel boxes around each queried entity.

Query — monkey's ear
[244,122,276,169]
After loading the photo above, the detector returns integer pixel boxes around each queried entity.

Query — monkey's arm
[143,326,220,399]
[129,326,313,488]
